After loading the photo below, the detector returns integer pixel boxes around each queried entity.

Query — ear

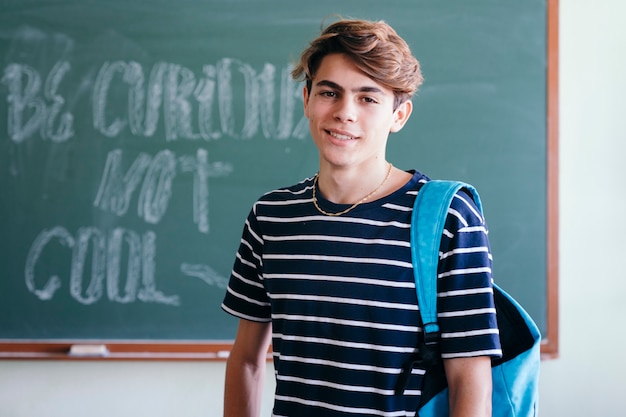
[390,100,413,133]
[302,86,310,118]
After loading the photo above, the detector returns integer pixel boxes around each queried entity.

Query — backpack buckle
[395,326,441,394]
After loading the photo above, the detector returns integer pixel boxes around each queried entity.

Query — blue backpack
[408,180,541,417]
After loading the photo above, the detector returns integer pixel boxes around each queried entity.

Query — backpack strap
[396,180,484,395]
[410,180,483,347]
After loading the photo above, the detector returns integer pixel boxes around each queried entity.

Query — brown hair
[291,18,424,110]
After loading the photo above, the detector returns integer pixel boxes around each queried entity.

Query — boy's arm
[444,356,492,417]
[224,319,272,417]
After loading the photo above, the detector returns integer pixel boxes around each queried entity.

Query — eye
[319,91,336,98]
[362,96,378,104]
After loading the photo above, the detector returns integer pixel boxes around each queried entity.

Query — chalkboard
[0,0,558,358]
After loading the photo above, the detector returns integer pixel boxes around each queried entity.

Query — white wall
[2,1,625,416]
[538,0,626,415]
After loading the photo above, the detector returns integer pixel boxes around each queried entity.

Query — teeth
[329,131,354,140]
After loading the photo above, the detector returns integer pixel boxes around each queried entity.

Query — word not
[94,147,232,234]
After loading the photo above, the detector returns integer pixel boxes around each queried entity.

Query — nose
[333,98,357,123]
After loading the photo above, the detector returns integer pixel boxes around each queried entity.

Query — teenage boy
[222,18,501,417]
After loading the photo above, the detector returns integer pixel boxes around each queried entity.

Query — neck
[316,162,394,205]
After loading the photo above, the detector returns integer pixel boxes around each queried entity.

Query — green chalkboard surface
[0,0,557,357]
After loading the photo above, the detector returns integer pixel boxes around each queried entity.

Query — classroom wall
[1,0,625,416]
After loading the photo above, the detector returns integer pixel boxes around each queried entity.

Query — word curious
[2,58,309,143]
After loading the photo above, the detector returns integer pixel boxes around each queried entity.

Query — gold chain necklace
[312,163,393,217]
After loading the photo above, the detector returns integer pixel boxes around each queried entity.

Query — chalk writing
[180,263,229,289]
[2,62,74,143]
[2,58,306,143]
[25,226,179,306]
[94,147,233,233]
[2,26,309,308]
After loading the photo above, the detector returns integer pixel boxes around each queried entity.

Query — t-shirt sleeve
[436,189,503,359]
[221,205,272,322]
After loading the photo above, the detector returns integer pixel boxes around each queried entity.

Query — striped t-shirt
[222,170,502,416]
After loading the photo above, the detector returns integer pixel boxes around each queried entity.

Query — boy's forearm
[445,356,492,417]
[448,383,491,417]
[224,357,266,417]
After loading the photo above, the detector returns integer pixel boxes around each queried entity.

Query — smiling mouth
[327,130,356,141]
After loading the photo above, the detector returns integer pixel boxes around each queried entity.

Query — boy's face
[303,53,411,171]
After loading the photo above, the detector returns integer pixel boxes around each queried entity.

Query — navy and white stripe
[222,170,502,416]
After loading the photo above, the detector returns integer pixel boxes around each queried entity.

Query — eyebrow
[315,80,385,94]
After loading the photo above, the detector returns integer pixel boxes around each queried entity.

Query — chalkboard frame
[543,0,560,359]
[0,0,559,360]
